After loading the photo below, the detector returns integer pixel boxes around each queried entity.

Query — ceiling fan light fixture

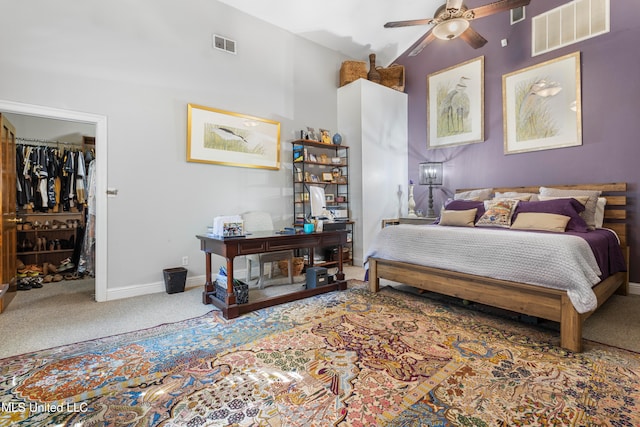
[432,18,470,40]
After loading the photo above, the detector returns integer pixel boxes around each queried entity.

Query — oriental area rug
[1,283,639,427]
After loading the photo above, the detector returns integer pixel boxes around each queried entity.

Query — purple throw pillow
[512,198,588,232]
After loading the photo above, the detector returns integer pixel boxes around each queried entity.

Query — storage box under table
[215,278,249,304]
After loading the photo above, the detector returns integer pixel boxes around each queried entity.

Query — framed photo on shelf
[502,52,581,155]
[319,129,332,144]
[427,56,484,149]
[336,176,348,184]
[325,193,335,203]
[310,174,320,183]
[187,104,280,170]
[322,172,334,182]
[306,127,318,141]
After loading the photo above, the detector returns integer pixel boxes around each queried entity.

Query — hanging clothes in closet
[78,156,96,277]
[16,143,88,213]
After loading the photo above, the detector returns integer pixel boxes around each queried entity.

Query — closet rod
[16,137,82,147]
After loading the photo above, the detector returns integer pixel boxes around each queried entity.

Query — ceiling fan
[385,0,531,56]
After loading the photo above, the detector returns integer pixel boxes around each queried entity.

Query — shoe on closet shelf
[57,258,75,272]
[43,275,53,283]
[47,262,58,273]
[29,277,43,288]
[52,274,63,282]
[17,282,31,291]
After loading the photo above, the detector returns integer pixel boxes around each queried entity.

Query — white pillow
[594,197,607,228]
[454,188,493,201]
[495,191,538,201]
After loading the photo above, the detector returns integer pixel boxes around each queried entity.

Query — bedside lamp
[419,162,443,218]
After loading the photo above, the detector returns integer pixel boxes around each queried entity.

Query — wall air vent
[213,34,237,55]
[532,0,609,57]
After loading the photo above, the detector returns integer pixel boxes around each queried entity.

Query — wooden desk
[197,230,348,319]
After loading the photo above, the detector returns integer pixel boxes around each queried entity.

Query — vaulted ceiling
[216,0,447,66]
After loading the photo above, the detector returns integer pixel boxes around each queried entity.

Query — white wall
[0,0,349,297]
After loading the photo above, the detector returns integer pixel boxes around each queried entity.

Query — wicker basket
[379,64,405,92]
[278,257,305,277]
[339,60,367,87]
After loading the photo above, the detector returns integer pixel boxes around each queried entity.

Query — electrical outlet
[182,256,189,266]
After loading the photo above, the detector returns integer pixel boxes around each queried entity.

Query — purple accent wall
[394,0,640,282]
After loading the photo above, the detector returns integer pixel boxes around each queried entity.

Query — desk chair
[242,211,294,288]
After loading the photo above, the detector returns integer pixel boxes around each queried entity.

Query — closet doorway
[0,100,107,302]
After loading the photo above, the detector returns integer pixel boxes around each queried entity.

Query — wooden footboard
[368,257,627,352]
[368,182,629,353]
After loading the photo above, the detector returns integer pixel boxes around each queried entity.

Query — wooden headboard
[456,183,628,247]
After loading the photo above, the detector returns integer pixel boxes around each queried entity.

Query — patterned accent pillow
[476,199,519,228]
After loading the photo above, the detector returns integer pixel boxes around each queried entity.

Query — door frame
[0,100,108,301]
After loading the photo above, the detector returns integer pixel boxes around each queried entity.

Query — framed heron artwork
[427,56,485,149]
[502,51,582,155]
[187,104,281,169]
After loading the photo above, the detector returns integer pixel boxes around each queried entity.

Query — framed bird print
[502,51,582,155]
[427,56,485,149]
[187,104,281,169]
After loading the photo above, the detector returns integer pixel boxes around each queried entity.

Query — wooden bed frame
[368,183,628,352]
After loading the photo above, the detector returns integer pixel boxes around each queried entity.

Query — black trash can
[163,267,187,294]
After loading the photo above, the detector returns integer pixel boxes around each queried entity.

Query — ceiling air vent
[213,34,237,55]
[532,0,609,57]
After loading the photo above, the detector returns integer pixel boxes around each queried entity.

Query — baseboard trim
[105,275,206,301]
[629,281,640,295]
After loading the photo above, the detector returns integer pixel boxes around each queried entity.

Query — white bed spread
[364,224,603,313]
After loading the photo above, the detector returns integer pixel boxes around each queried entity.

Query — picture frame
[306,127,318,141]
[310,174,320,183]
[502,52,582,155]
[325,193,335,203]
[322,172,334,182]
[336,176,348,184]
[187,104,280,169]
[427,56,484,149]
[319,128,332,144]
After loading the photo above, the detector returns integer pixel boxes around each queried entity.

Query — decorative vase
[407,184,417,217]
[367,53,381,83]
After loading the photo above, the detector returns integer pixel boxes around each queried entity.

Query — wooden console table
[196,230,348,319]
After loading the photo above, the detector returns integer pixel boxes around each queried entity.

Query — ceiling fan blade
[468,0,531,20]
[408,31,437,57]
[446,0,464,11]
[384,18,434,28]
[459,26,488,49]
